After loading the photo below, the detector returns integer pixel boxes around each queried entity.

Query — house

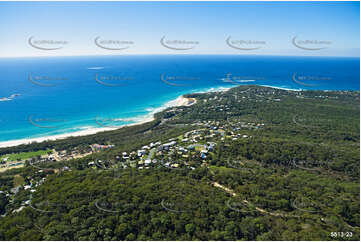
[144,159,151,166]
[62,166,71,171]
[158,141,176,151]
[207,142,215,151]
[122,152,129,159]
[178,147,188,153]
[164,141,177,147]
[171,163,179,168]
[137,150,146,157]
[91,144,114,150]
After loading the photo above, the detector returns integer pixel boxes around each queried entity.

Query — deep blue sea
[0,55,359,143]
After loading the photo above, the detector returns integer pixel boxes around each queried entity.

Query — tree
[125,233,136,241]
[185,223,196,235]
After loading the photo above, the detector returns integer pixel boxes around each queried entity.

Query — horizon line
[0,53,359,59]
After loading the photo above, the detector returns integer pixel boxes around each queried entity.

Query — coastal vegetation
[0,85,359,240]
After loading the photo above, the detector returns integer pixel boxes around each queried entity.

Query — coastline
[0,84,306,149]
[0,95,198,149]
[259,85,304,92]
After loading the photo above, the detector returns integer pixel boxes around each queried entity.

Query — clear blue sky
[0,1,359,57]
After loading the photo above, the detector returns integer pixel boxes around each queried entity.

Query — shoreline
[259,85,304,92]
[0,83,355,149]
[0,95,198,149]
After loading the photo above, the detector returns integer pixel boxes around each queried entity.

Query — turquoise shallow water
[0,55,359,142]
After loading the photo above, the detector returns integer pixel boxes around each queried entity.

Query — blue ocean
[0,55,359,143]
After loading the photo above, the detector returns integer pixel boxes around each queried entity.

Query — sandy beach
[0,96,197,148]
[172,96,197,107]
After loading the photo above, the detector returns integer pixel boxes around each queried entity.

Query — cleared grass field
[0,149,52,162]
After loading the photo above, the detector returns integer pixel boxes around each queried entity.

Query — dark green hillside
[0,86,359,240]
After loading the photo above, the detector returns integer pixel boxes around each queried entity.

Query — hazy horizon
[0,1,359,58]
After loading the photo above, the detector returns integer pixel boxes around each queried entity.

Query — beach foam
[193,86,233,94]
[87,67,105,70]
[260,85,304,92]
[0,84,304,148]
[0,94,197,148]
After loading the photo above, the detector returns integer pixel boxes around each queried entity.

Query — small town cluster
[1,118,265,216]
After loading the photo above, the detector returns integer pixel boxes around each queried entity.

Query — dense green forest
[0,85,359,240]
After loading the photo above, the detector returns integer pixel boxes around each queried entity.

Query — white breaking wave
[87,67,105,70]
[233,80,256,83]
[0,93,20,102]
[260,85,304,91]
[195,86,233,94]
